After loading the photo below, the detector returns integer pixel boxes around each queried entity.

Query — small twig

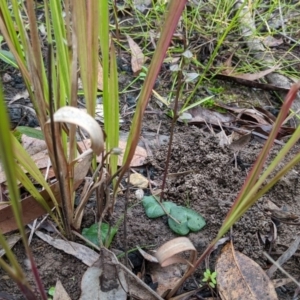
[156,120,162,147]
[160,71,183,202]
[72,230,100,251]
[113,0,121,56]
[124,170,130,268]
[264,251,300,288]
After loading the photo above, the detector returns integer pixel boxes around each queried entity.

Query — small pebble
[2,73,12,83]
[135,188,144,200]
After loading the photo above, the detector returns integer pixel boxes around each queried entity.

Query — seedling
[48,287,55,300]
[202,269,217,288]
[208,86,224,94]
[201,98,215,109]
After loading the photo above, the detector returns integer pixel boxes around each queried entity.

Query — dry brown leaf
[216,242,277,300]
[148,263,182,297]
[229,132,252,152]
[21,134,47,156]
[217,104,272,125]
[10,90,29,104]
[79,247,163,300]
[53,280,71,300]
[80,248,128,300]
[127,173,148,188]
[137,246,158,263]
[230,66,279,81]
[180,106,235,125]
[155,237,197,267]
[0,149,52,184]
[127,34,145,74]
[35,230,99,267]
[0,152,92,233]
[221,54,279,81]
[78,139,147,167]
[0,233,22,257]
[48,107,104,155]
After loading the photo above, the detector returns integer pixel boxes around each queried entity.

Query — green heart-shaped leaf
[142,196,205,235]
[168,206,189,235]
[142,195,176,218]
[82,223,117,246]
[168,206,206,235]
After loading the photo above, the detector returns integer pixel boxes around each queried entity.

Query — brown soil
[1,122,300,299]
[1,4,300,298]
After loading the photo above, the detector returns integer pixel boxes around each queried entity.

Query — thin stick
[159,71,183,202]
[124,170,130,268]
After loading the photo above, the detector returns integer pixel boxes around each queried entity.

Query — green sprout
[201,98,215,109]
[202,269,217,288]
[48,286,55,300]
[208,86,224,94]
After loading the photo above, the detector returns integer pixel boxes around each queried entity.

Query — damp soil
[1,120,300,299]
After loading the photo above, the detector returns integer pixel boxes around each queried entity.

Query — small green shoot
[48,286,55,299]
[202,269,217,288]
[201,98,215,109]
[208,86,224,94]
[142,195,206,235]
[138,66,148,81]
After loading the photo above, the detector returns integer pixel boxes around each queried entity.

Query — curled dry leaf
[78,139,147,167]
[216,242,277,300]
[47,106,104,155]
[155,237,197,267]
[228,66,279,81]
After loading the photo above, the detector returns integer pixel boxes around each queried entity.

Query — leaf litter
[2,4,300,299]
[3,124,299,299]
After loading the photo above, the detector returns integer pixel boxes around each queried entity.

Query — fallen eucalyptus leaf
[216,242,277,300]
[53,280,71,300]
